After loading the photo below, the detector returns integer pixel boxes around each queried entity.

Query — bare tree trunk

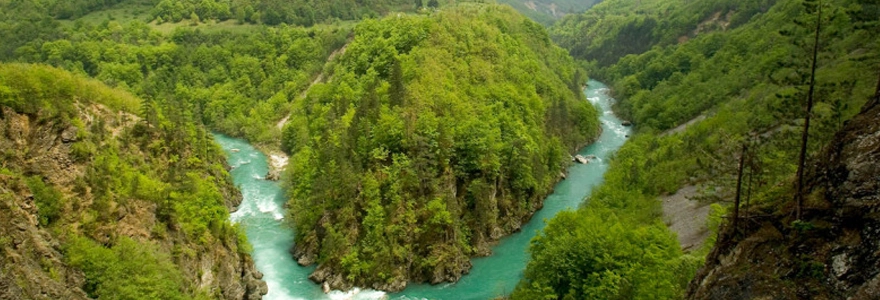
[795,2,822,220]
[875,66,880,100]
[733,143,747,233]
[745,162,754,220]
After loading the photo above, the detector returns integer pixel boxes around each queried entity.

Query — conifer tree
[795,0,822,220]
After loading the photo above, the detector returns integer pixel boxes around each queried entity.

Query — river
[213,80,630,300]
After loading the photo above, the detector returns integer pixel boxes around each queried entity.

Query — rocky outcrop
[265,169,281,181]
[0,175,90,300]
[0,104,265,300]
[686,91,880,299]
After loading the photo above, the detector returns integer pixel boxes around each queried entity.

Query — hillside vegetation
[1,0,349,146]
[0,0,415,26]
[280,3,600,291]
[514,0,879,298]
[550,0,777,67]
[0,63,265,299]
[496,0,602,26]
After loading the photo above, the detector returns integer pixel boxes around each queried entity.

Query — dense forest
[4,0,879,298]
[0,63,264,299]
[1,0,603,296]
[514,0,880,298]
[148,0,418,26]
[1,0,417,26]
[549,0,778,67]
[1,0,351,146]
[281,3,600,291]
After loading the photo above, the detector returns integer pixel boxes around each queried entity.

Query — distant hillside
[1,2,350,146]
[0,63,265,299]
[1,0,414,25]
[496,0,602,26]
[549,0,776,67]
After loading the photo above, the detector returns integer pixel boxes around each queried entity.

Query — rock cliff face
[0,66,266,299]
[686,88,880,299]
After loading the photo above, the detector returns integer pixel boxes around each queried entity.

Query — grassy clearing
[57,3,153,27]
[149,19,262,35]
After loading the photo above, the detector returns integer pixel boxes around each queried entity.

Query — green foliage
[65,236,186,300]
[5,17,347,145]
[282,3,600,287]
[0,64,139,121]
[702,203,726,252]
[514,133,693,299]
[1,63,250,298]
[587,0,878,202]
[495,0,601,26]
[25,176,65,226]
[518,0,879,298]
[791,219,815,232]
[150,0,414,26]
[513,210,682,299]
[549,0,778,67]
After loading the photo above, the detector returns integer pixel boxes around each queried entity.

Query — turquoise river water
[213,80,630,300]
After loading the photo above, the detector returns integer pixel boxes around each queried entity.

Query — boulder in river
[621,120,632,126]
[574,155,589,164]
[265,169,280,181]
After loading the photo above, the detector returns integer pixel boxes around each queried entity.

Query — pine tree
[794,0,822,220]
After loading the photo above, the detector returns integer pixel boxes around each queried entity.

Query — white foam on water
[229,191,257,222]
[353,289,389,300]
[257,197,278,213]
[327,288,388,300]
[229,205,249,223]
[270,154,289,168]
[261,266,307,300]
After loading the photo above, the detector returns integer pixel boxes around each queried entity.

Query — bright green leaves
[25,176,65,226]
[0,63,249,299]
[65,236,185,300]
[515,210,682,300]
[282,4,600,287]
[426,197,452,226]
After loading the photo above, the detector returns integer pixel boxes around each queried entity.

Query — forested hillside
[0,63,265,299]
[550,0,777,67]
[148,0,415,26]
[496,0,602,25]
[688,77,880,300]
[514,0,880,298]
[1,0,349,146]
[0,0,415,26]
[280,3,600,291]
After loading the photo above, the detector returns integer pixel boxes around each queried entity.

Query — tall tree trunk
[875,66,880,100]
[795,1,822,220]
[733,143,747,232]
